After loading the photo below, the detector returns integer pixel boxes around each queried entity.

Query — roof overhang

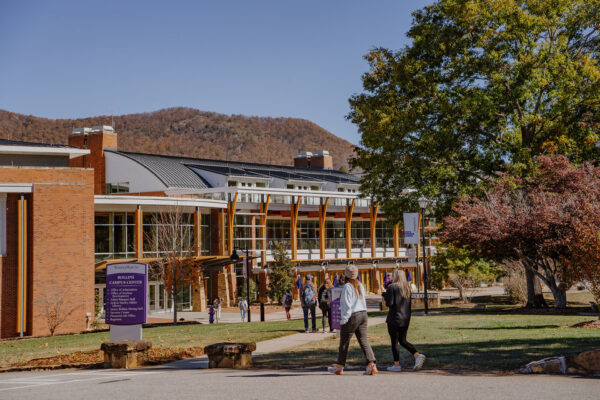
[0,145,90,159]
[94,195,227,209]
[0,183,33,193]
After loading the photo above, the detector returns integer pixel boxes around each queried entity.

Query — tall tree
[349,0,600,219]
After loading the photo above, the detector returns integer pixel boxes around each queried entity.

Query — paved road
[0,367,598,400]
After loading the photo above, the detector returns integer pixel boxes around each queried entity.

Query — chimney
[69,125,117,194]
[310,150,333,170]
[294,151,313,168]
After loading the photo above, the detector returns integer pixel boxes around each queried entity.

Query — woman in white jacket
[328,264,378,375]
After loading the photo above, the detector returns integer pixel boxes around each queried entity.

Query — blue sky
[0,0,431,145]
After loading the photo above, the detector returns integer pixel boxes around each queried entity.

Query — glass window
[376,220,395,248]
[351,220,371,249]
[143,212,195,258]
[228,181,237,187]
[325,220,345,249]
[94,212,135,261]
[267,219,290,249]
[297,220,319,250]
[256,182,266,188]
[201,213,211,255]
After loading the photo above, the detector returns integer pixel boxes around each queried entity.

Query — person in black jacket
[318,278,333,332]
[383,268,426,372]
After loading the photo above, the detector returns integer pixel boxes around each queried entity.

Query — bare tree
[40,290,79,336]
[145,205,200,325]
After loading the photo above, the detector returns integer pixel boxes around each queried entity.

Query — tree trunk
[548,283,567,309]
[525,266,546,308]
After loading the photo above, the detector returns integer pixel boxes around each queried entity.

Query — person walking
[328,265,378,375]
[213,297,221,323]
[383,268,426,372]
[283,290,293,320]
[318,278,333,332]
[239,297,248,322]
[300,274,317,333]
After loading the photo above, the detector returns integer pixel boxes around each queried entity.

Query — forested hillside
[0,107,356,169]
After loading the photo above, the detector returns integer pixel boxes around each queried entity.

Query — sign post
[106,262,148,341]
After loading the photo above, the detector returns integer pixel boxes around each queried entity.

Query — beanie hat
[344,264,358,280]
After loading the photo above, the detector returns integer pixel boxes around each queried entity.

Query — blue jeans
[303,305,316,331]
[240,308,246,322]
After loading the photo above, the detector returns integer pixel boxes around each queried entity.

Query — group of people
[210,296,248,323]
[296,265,425,375]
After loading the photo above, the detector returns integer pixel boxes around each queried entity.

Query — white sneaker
[364,364,379,375]
[327,364,343,375]
[414,354,426,370]
[387,365,402,372]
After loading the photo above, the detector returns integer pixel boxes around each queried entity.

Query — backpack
[320,288,330,304]
[284,294,293,307]
[303,284,316,306]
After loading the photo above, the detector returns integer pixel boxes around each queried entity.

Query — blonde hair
[346,278,362,297]
[392,268,411,299]
[324,278,332,290]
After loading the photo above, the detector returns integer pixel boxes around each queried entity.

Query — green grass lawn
[0,320,305,367]
[254,314,600,371]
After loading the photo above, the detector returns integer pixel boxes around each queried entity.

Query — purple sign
[330,287,343,330]
[106,262,147,325]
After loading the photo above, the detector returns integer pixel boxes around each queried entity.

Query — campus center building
[0,126,434,338]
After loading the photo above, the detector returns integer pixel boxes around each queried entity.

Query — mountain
[0,107,357,170]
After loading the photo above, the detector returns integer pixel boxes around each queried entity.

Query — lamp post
[418,196,430,315]
[230,248,251,322]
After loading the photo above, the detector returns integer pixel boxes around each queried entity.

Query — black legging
[387,324,417,362]
[320,306,331,330]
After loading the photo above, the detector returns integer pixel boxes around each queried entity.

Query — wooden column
[226,193,238,255]
[393,223,399,258]
[319,197,329,259]
[290,196,301,260]
[194,207,201,257]
[370,202,379,258]
[260,195,271,268]
[16,195,27,335]
[134,205,143,258]
[345,199,355,259]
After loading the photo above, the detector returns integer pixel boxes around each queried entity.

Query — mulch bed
[571,320,600,329]
[2,346,204,372]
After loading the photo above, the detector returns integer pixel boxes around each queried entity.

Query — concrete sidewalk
[163,315,387,369]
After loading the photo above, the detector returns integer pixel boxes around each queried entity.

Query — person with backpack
[283,290,293,320]
[328,264,378,375]
[383,268,426,372]
[318,278,333,332]
[300,274,317,333]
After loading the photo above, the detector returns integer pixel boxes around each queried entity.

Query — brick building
[0,140,94,338]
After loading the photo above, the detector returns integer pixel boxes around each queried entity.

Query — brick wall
[0,167,95,338]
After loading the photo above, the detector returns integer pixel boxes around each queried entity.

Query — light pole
[418,196,430,315]
[230,248,251,322]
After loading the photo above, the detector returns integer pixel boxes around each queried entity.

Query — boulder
[100,340,152,369]
[519,349,600,375]
[204,342,256,369]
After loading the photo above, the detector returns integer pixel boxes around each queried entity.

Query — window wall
[200,213,211,255]
[325,220,345,249]
[267,219,290,249]
[351,220,371,249]
[95,212,135,261]
[143,212,194,258]
[297,219,319,250]
[375,220,395,248]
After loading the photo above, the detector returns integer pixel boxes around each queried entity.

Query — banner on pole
[330,287,343,330]
[403,213,420,245]
[243,257,248,279]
